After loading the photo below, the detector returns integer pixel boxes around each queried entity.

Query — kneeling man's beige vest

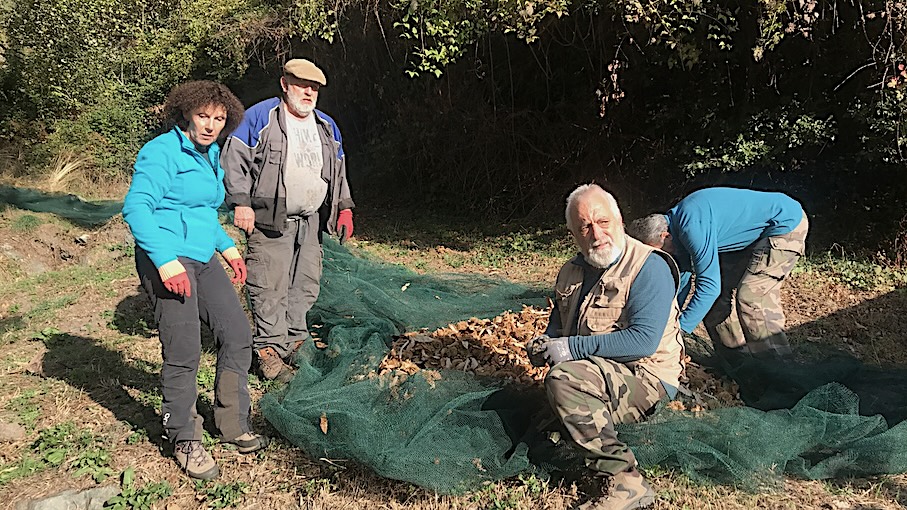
[553,235,685,388]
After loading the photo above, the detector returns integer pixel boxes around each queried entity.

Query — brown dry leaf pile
[379,305,551,385]
[378,305,743,412]
[681,358,742,409]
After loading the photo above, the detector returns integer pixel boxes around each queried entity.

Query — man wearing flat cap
[222,58,355,382]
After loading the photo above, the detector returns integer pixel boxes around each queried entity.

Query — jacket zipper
[188,147,219,205]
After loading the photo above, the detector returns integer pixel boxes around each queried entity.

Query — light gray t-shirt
[283,106,327,216]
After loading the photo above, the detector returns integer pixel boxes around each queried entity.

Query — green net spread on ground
[260,240,907,493]
[10,187,904,492]
[259,241,552,493]
[0,186,123,226]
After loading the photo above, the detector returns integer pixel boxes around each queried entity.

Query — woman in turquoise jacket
[123,81,267,480]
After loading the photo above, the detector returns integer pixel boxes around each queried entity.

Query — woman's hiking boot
[224,433,269,454]
[174,440,219,480]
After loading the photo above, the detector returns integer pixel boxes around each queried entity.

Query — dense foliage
[1,0,906,249]
[0,0,284,180]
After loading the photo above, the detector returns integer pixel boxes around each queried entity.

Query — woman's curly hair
[162,80,245,137]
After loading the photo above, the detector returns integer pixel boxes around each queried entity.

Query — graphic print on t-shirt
[284,106,327,216]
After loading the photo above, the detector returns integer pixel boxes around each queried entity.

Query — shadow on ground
[39,332,164,443]
[694,287,907,424]
[0,315,24,336]
[109,293,156,338]
[39,329,220,449]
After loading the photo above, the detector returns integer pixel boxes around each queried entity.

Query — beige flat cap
[283,59,327,86]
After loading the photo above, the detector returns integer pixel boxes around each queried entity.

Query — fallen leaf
[319,413,328,434]
[667,400,686,411]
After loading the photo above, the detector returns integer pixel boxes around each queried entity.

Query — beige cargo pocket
[555,283,581,305]
[584,278,627,333]
[768,234,805,256]
[749,238,800,280]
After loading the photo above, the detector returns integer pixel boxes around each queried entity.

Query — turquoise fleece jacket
[666,187,804,333]
[123,128,235,268]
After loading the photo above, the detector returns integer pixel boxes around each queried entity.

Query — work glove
[526,335,549,367]
[222,248,247,285]
[158,260,191,298]
[337,209,353,244]
[233,206,255,234]
[526,334,573,367]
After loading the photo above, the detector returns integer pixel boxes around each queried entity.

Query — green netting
[260,242,552,493]
[0,186,232,227]
[261,240,907,494]
[8,187,907,493]
[0,186,123,226]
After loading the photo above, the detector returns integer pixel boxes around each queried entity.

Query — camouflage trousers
[545,357,665,476]
[703,214,808,359]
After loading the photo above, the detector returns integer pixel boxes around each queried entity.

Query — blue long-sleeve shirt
[546,253,676,363]
[666,187,803,332]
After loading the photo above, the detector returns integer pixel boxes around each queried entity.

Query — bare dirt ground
[0,208,906,509]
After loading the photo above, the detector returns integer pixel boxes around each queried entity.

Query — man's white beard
[584,242,623,269]
[287,93,316,116]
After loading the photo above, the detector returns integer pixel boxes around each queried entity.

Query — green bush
[684,103,837,175]
[0,0,282,180]
[42,95,151,179]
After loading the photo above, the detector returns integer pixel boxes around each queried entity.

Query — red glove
[227,257,247,285]
[337,209,353,244]
[163,272,191,298]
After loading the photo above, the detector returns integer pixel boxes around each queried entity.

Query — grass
[797,253,907,291]
[10,214,42,232]
[0,151,126,201]
[0,422,106,486]
[104,467,173,510]
[26,296,77,323]
[45,151,90,193]
[195,480,250,509]
[351,215,573,287]
[71,447,115,482]
[5,389,43,429]
[1,209,907,509]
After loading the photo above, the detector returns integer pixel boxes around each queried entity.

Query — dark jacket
[221,97,354,234]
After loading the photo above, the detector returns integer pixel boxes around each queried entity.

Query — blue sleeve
[675,217,721,333]
[567,254,676,361]
[215,226,235,253]
[122,145,178,268]
[677,271,692,310]
[545,304,562,337]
